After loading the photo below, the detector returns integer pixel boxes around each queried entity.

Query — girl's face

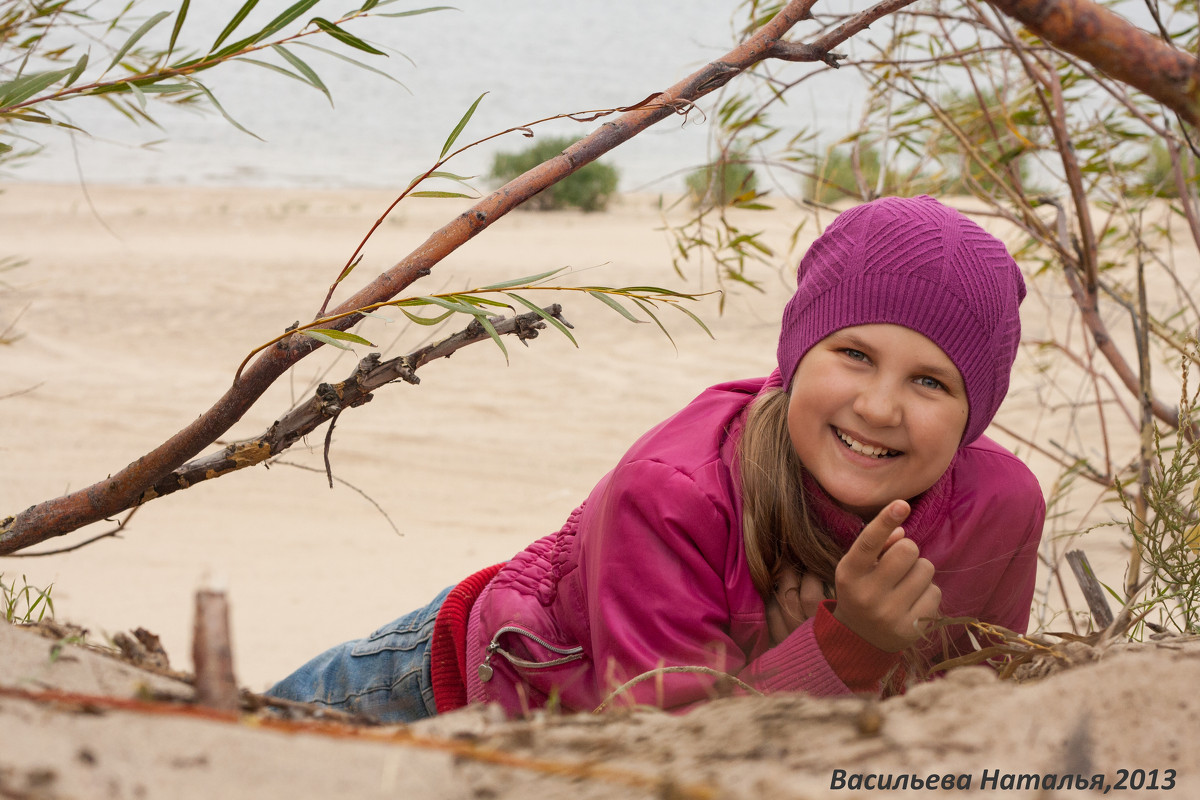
[787,323,969,520]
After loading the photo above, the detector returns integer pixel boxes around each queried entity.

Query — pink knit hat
[777,195,1026,445]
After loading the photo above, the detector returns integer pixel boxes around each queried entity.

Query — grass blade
[440,92,486,159]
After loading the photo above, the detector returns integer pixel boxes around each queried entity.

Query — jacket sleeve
[583,459,868,708]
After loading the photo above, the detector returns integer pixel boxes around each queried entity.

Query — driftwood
[192,588,239,713]
[1065,550,1115,630]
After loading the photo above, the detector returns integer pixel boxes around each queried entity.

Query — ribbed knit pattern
[811,600,903,693]
[431,562,504,713]
[777,196,1026,445]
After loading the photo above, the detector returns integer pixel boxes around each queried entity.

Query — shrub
[686,150,759,207]
[489,136,619,212]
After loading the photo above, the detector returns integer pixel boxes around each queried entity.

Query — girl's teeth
[836,429,898,458]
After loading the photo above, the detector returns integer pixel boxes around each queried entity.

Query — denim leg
[266,585,453,724]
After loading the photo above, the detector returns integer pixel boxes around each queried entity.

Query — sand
[2,182,1197,797]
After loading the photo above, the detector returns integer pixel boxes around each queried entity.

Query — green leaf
[630,297,676,350]
[312,17,385,55]
[476,314,509,363]
[407,170,475,189]
[399,308,454,325]
[64,53,89,88]
[336,254,364,283]
[168,0,191,58]
[450,293,509,309]
[301,331,355,350]
[417,295,486,315]
[211,0,260,53]
[378,5,457,17]
[671,304,714,339]
[254,0,322,42]
[440,92,486,159]
[185,78,262,140]
[479,268,565,291]
[301,328,376,349]
[410,190,474,199]
[360,0,381,9]
[272,45,331,105]
[505,293,577,346]
[127,80,148,111]
[0,67,74,108]
[109,10,172,71]
[236,57,310,85]
[586,290,641,323]
[294,42,408,88]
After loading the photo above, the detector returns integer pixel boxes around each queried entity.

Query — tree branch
[984,0,1200,126]
[0,0,846,554]
[138,305,569,507]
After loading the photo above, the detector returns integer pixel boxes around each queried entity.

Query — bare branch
[135,306,570,509]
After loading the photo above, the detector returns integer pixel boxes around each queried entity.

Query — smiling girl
[268,195,1045,720]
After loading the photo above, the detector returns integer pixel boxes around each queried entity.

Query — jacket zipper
[477,624,584,683]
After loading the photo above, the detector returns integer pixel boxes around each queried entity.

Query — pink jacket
[465,376,1045,714]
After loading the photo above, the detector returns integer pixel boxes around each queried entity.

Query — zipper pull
[478,640,499,682]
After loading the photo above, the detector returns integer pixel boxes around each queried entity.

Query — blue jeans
[266,585,452,724]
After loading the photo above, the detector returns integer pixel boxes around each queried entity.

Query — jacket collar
[802,460,953,551]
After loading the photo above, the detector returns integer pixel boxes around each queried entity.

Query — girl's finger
[845,500,911,571]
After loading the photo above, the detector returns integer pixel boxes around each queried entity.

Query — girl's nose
[852,380,902,427]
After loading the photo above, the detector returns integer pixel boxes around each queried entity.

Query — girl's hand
[832,499,941,652]
[765,566,827,646]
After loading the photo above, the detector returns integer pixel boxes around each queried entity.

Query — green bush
[804,145,908,204]
[686,151,758,207]
[489,136,619,212]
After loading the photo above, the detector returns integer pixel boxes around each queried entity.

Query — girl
[268,195,1045,722]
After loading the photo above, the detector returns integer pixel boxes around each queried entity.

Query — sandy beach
[2,181,1197,797]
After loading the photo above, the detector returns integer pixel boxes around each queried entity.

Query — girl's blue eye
[842,348,867,361]
[916,376,945,391]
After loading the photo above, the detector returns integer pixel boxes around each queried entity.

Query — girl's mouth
[833,427,901,459]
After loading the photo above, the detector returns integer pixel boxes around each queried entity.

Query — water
[8,0,867,191]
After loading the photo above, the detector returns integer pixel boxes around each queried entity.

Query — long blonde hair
[738,387,844,599]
